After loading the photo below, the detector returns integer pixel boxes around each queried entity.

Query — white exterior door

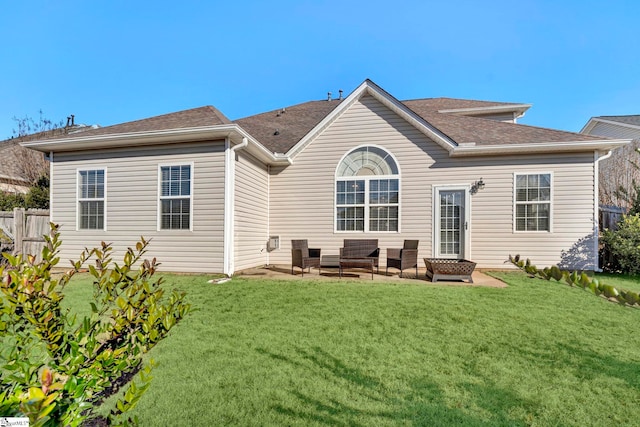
[434,186,470,259]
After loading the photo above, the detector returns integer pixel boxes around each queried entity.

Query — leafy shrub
[0,192,26,211]
[601,214,640,275]
[508,254,640,308]
[0,176,50,210]
[24,176,49,209]
[0,224,191,425]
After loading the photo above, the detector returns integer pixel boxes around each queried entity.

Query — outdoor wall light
[470,178,485,194]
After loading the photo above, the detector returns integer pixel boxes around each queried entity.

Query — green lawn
[61,272,640,426]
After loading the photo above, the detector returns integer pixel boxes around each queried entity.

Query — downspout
[49,151,54,222]
[266,164,271,267]
[223,137,248,276]
[593,149,613,272]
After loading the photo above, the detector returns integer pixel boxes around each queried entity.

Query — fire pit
[424,258,476,283]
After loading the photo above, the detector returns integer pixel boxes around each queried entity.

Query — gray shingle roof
[235,100,343,154]
[235,96,603,153]
[39,106,231,140]
[22,93,606,157]
[404,100,603,146]
[402,97,524,111]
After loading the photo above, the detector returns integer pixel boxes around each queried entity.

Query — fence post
[13,208,24,255]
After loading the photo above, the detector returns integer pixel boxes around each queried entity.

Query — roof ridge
[203,105,232,124]
[94,105,230,132]
[402,96,525,105]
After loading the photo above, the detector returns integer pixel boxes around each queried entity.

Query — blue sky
[1,0,638,139]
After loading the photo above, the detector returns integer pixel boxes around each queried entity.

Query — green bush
[0,224,191,425]
[24,176,49,209]
[0,175,50,210]
[601,214,640,275]
[0,192,26,211]
[508,254,640,308]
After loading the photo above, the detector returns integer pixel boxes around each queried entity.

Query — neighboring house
[22,80,630,274]
[0,138,47,194]
[581,115,640,209]
[0,126,95,194]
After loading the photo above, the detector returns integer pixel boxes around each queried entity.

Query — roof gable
[280,79,459,159]
[243,79,612,159]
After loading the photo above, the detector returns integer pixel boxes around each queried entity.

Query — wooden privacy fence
[599,205,625,231]
[0,208,50,260]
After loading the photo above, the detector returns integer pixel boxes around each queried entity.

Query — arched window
[335,146,399,232]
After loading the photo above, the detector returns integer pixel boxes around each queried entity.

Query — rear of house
[267,94,600,270]
[50,141,227,272]
[23,80,629,273]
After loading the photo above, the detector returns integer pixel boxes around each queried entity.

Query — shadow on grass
[510,341,640,390]
[257,346,531,426]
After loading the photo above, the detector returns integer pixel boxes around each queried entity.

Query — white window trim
[513,171,554,233]
[334,145,401,233]
[432,184,471,260]
[76,167,107,231]
[157,162,194,232]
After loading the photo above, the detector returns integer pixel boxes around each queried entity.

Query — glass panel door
[437,189,466,258]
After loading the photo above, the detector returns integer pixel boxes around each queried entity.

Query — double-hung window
[335,146,399,232]
[159,164,192,230]
[514,173,551,232]
[78,169,105,230]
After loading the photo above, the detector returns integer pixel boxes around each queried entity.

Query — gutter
[232,136,248,153]
[449,139,632,157]
[21,124,292,166]
[438,103,532,116]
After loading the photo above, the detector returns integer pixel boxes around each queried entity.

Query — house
[581,115,640,209]
[0,126,94,194]
[22,80,630,274]
[0,138,47,194]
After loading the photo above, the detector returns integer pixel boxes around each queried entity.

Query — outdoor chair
[291,239,321,276]
[340,239,380,273]
[386,240,419,277]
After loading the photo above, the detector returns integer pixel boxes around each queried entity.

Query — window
[159,164,192,230]
[515,173,551,231]
[78,169,105,230]
[336,146,399,232]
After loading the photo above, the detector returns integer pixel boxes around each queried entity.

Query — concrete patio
[235,265,507,288]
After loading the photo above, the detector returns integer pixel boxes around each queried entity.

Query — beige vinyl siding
[50,141,225,273]
[269,95,596,270]
[234,152,269,271]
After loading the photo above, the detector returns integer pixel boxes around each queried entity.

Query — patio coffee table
[339,258,374,279]
[320,255,340,275]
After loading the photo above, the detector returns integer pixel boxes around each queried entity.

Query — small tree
[601,214,640,274]
[600,142,640,209]
[11,110,65,138]
[0,224,191,425]
[7,110,65,185]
